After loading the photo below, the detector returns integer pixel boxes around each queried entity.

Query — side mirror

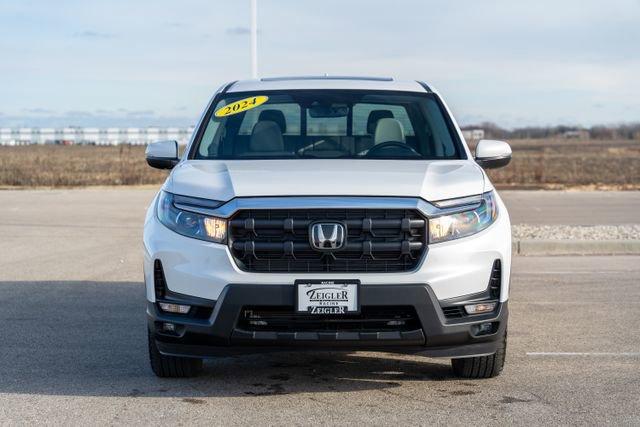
[475,139,512,169]
[146,140,179,169]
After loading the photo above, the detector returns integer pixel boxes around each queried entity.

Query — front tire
[451,330,507,379]
[148,330,203,377]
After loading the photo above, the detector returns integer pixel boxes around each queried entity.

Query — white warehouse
[0,127,195,146]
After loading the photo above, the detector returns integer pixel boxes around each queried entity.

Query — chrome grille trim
[171,195,480,219]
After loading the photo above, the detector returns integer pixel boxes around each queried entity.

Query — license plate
[295,280,360,314]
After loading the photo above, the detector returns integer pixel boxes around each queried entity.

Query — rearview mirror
[308,103,348,118]
[146,140,179,169]
[475,139,512,169]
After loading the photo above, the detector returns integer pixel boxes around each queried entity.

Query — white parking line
[527,352,640,357]
[517,271,638,275]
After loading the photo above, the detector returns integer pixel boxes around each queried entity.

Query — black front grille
[228,208,427,272]
[238,306,420,332]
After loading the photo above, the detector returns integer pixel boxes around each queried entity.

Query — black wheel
[148,330,203,378]
[451,330,507,379]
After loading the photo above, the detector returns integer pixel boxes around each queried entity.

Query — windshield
[191,90,465,160]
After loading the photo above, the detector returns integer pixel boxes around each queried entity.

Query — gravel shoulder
[512,224,640,240]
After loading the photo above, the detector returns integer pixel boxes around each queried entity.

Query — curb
[513,239,640,256]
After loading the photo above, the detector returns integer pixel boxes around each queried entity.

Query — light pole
[250,0,258,78]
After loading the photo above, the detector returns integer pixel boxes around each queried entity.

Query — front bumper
[149,283,508,359]
[143,203,512,303]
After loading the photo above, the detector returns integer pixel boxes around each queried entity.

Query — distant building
[0,127,195,146]
[461,129,485,141]
[562,130,590,139]
[0,128,13,145]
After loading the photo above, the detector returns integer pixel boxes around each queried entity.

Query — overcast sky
[1,0,638,128]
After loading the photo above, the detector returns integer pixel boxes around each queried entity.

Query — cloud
[126,110,156,117]
[0,109,194,128]
[22,108,54,114]
[73,30,114,39]
[64,110,95,117]
[226,26,251,35]
[163,21,185,28]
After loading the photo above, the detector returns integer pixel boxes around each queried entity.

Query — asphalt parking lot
[1,189,639,425]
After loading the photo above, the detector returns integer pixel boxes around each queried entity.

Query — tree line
[462,122,640,140]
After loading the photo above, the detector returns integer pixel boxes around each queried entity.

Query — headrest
[374,118,405,145]
[258,110,286,133]
[250,120,284,152]
[367,110,394,134]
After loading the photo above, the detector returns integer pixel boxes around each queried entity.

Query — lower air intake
[238,306,421,332]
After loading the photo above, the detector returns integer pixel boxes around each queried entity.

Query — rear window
[192,90,464,160]
[353,103,414,136]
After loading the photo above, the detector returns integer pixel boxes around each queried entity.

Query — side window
[197,119,221,157]
[423,100,457,157]
[353,104,415,136]
[238,104,301,135]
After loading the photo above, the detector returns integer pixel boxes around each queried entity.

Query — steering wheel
[366,141,421,157]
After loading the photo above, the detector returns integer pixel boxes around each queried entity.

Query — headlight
[157,191,227,243]
[429,191,498,243]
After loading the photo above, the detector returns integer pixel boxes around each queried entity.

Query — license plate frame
[295,279,360,315]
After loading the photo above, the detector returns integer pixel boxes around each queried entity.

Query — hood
[165,159,485,202]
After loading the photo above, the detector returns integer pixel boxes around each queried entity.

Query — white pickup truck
[143,76,513,378]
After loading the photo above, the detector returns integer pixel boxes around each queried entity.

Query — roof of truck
[226,76,431,93]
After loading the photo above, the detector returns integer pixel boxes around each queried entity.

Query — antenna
[250,0,258,78]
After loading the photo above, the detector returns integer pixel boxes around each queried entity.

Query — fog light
[162,322,176,332]
[159,302,191,314]
[464,302,497,315]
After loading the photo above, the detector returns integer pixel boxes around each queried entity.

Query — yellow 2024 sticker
[214,95,269,118]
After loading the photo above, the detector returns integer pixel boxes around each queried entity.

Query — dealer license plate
[295,280,360,314]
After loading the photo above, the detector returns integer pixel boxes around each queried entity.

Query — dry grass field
[477,139,640,190]
[0,139,638,189]
[0,145,167,187]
